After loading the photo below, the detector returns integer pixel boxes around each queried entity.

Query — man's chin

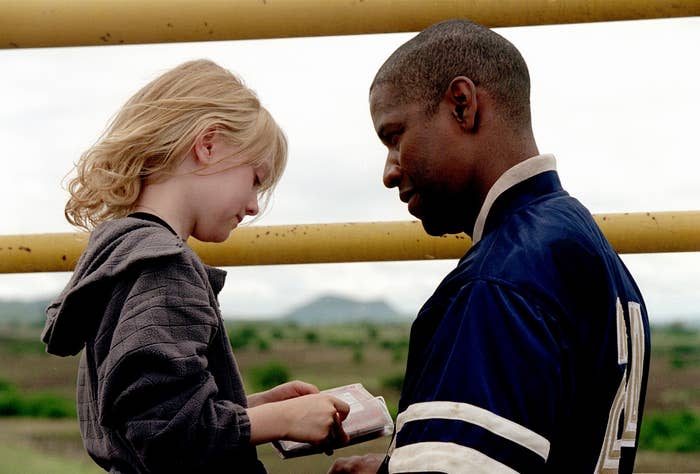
[420,219,447,237]
[419,217,466,237]
[412,200,456,236]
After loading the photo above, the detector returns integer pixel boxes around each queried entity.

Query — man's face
[369,84,475,236]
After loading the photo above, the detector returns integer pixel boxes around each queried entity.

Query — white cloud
[0,18,698,324]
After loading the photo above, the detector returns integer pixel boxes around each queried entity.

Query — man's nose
[383,153,401,188]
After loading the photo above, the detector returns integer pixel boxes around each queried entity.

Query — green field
[1,322,699,473]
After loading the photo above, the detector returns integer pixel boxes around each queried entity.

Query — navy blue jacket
[389,155,650,473]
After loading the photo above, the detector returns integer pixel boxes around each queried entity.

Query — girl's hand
[248,393,350,446]
[280,394,350,445]
[248,380,319,407]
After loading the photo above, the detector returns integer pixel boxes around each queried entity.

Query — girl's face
[189,140,271,243]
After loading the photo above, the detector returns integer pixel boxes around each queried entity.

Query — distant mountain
[283,294,405,325]
[0,299,50,325]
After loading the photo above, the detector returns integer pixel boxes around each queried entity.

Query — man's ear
[446,76,478,131]
[192,128,218,165]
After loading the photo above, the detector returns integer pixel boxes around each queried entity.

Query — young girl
[41,59,349,473]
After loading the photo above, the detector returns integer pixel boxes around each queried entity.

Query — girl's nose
[246,195,260,216]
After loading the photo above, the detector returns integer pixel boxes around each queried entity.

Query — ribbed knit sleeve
[95,256,254,471]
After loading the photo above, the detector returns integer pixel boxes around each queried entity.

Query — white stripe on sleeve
[396,401,550,461]
[389,441,518,474]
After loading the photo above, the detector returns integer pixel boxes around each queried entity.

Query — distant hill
[283,294,406,325]
[0,299,50,325]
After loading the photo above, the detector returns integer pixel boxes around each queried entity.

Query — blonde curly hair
[65,59,287,231]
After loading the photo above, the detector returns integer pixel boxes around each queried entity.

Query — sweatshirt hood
[41,218,225,356]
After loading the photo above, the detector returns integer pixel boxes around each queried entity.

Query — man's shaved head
[371,19,531,127]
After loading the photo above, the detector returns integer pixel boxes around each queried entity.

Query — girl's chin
[193,227,233,243]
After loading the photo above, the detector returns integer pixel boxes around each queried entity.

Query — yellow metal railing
[1,211,699,274]
[2,0,699,49]
[1,0,698,276]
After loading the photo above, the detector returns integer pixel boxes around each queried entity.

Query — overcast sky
[0,17,698,324]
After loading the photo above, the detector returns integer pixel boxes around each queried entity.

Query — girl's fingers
[332,411,349,445]
[331,397,351,419]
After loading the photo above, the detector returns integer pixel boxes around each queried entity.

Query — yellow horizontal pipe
[1,0,698,49]
[0,211,699,274]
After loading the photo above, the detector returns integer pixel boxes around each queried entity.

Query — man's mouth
[399,189,414,203]
[407,195,423,219]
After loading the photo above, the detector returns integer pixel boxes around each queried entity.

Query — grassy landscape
[0,321,698,473]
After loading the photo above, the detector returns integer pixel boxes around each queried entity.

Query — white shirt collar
[471,154,557,244]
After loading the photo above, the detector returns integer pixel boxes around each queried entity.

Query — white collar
[471,154,557,244]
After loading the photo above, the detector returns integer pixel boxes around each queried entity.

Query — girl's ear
[192,128,218,165]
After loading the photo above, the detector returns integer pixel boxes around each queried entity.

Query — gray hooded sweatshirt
[42,217,266,473]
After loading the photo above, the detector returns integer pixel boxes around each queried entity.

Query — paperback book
[272,383,394,459]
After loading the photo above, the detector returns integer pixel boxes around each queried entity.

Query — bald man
[329,19,650,474]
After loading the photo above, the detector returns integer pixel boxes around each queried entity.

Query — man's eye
[390,128,404,146]
[382,129,403,148]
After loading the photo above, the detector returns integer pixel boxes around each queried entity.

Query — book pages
[272,383,394,459]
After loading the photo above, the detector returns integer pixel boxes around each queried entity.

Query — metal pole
[1,211,699,274]
[2,0,698,49]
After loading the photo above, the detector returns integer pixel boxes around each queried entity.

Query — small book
[272,383,394,459]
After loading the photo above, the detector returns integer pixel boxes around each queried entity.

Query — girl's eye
[254,169,266,188]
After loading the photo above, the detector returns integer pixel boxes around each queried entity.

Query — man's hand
[327,453,385,473]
